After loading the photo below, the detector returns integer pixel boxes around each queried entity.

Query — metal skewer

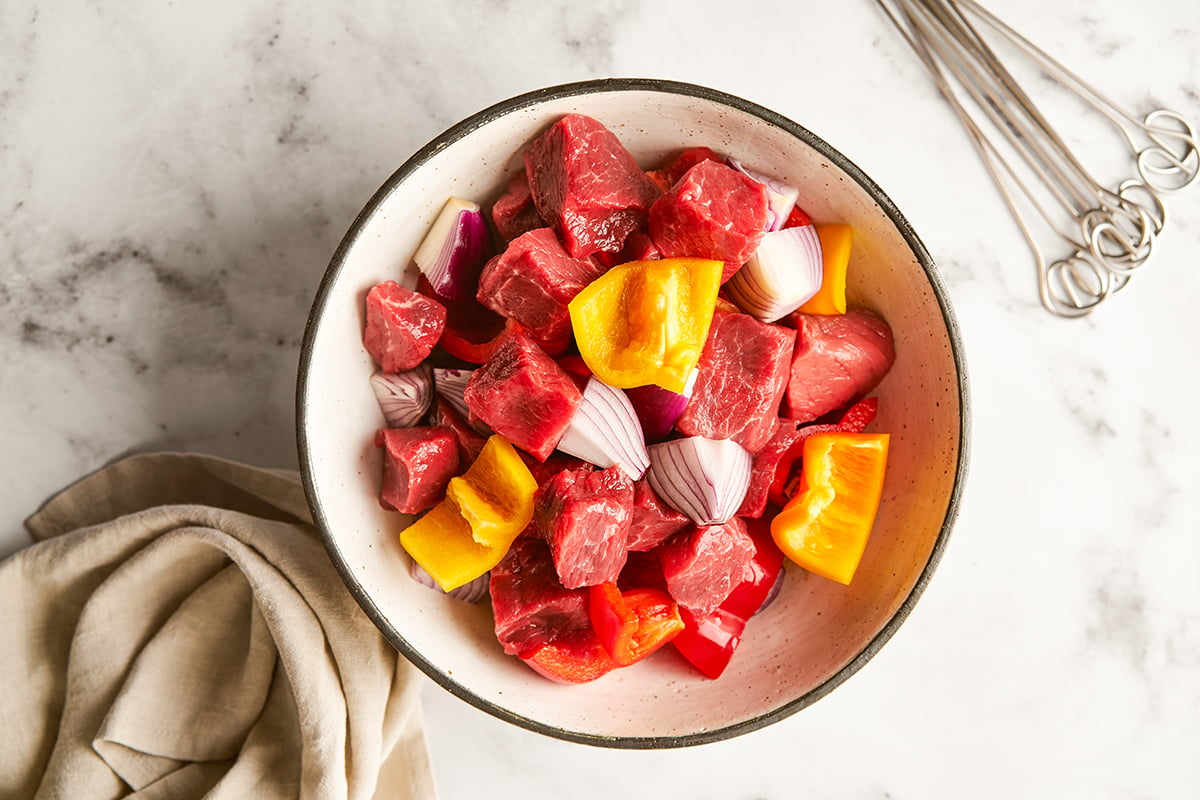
[877,0,1198,317]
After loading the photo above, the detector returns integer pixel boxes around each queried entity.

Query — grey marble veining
[3,0,1200,797]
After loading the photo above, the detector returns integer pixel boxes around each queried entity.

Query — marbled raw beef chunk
[374,426,460,514]
[491,170,546,243]
[535,465,634,589]
[648,160,770,282]
[476,227,604,343]
[658,517,756,615]
[362,280,446,373]
[524,114,662,258]
[463,329,582,461]
[675,310,796,453]
[490,537,590,656]
[627,478,690,552]
[785,308,895,423]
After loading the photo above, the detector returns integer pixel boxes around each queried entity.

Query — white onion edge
[432,367,474,421]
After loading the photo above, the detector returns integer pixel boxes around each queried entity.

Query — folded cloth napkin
[0,452,435,800]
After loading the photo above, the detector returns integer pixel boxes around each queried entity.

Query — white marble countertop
[4,1,1199,796]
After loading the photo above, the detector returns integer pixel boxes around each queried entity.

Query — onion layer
[432,368,473,421]
[725,224,823,322]
[728,159,800,232]
[414,197,491,303]
[646,436,752,525]
[370,364,433,427]
[556,376,650,480]
[625,368,697,443]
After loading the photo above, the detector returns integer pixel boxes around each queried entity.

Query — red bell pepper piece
[441,314,573,363]
[520,633,618,683]
[782,204,813,229]
[416,275,506,363]
[671,518,785,679]
[418,274,571,362]
[769,397,879,507]
[672,607,745,680]
[588,582,684,667]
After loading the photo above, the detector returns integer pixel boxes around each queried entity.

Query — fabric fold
[0,452,435,800]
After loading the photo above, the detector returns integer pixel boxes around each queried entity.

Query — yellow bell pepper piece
[568,257,722,393]
[770,432,889,585]
[445,435,538,548]
[399,502,498,591]
[798,224,853,315]
[400,435,538,591]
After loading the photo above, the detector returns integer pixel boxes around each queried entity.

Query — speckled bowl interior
[297,78,969,748]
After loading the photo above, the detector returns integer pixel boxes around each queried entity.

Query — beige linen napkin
[0,452,435,800]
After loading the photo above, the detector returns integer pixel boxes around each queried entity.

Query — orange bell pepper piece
[568,257,722,393]
[400,435,538,591]
[798,224,853,316]
[769,431,889,585]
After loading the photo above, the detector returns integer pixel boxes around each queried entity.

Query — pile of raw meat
[360,114,896,682]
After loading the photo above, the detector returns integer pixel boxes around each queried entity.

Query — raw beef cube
[648,160,770,282]
[520,451,589,488]
[476,227,604,343]
[490,170,546,243]
[645,146,724,192]
[785,308,895,423]
[363,280,446,373]
[374,426,460,514]
[490,536,590,656]
[627,478,690,552]
[524,114,662,258]
[535,465,634,589]
[675,310,796,453]
[618,231,661,263]
[463,329,583,461]
[658,517,756,615]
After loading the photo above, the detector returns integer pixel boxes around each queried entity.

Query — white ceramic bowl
[297,78,969,747]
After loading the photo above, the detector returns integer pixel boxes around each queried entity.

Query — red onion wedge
[409,559,489,603]
[556,376,650,480]
[369,363,432,428]
[625,368,697,443]
[432,367,473,421]
[433,367,492,436]
[646,436,752,526]
[728,159,800,232]
[725,224,823,323]
[414,197,491,303]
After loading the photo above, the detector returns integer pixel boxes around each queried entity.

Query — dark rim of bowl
[296,77,971,750]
